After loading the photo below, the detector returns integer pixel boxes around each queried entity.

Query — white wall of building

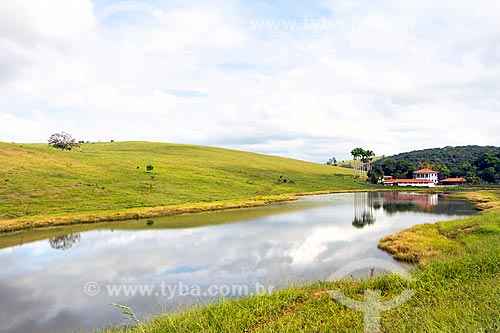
[397,182,436,188]
[413,172,438,183]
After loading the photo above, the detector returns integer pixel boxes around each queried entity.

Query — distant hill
[380,146,500,170]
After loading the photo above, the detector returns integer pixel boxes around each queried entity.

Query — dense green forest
[375,146,500,184]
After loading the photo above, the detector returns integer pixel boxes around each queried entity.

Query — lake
[0,192,475,333]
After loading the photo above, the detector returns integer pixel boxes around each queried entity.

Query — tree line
[375,146,500,184]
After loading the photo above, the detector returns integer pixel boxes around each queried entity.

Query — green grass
[0,141,369,231]
[100,190,500,332]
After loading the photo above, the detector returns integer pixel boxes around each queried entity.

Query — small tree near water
[48,132,78,151]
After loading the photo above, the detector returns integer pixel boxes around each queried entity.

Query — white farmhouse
[413,168,439,183]
[384,179,436,188]
[383,168,439,188]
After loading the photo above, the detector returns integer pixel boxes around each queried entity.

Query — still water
[0,192,475,333]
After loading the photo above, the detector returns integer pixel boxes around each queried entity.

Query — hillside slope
[0,141,365,223]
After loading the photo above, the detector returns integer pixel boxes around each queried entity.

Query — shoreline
[97,189,499,332]
[3,189,497,331]
[0,188,393,234]
[378,189,500,266]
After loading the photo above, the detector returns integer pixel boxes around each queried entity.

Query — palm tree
[363,150,375,172]
[351,148,365,177]
[351,148,376,176]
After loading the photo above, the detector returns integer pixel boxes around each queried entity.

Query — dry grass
[449,190,500,210]
[378,223,464,266]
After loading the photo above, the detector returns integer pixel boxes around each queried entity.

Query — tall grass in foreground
[101,253,499,332]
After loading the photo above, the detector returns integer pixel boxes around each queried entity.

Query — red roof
[413,168,438,174]
[441,178,467,183]
[385,179,435,183]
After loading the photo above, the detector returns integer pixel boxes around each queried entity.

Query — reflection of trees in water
[382,203,421,214]
[352,212,376,229]
[412,200,475,215]
[350,192,473,228]
[352,193,376,229]
[49,233,81,250]
[377,193,474,216]
[380,192,436,215]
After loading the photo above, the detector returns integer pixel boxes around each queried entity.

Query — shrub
[48,132,79,151]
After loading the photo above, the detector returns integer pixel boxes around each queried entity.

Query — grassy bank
[379,190,500,266]
[102,190,500,332]
[0,141,369,232]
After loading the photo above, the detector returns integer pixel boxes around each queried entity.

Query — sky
[1,0,499,162]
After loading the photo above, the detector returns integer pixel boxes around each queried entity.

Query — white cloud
[346,15,414,52]
[0,0,95,41]
[0,0,499,161]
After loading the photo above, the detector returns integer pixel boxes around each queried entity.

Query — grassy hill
[0,141,367,230]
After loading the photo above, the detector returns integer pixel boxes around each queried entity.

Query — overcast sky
[1,0,499,162]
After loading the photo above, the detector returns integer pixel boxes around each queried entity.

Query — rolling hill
[0,141,366,228]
